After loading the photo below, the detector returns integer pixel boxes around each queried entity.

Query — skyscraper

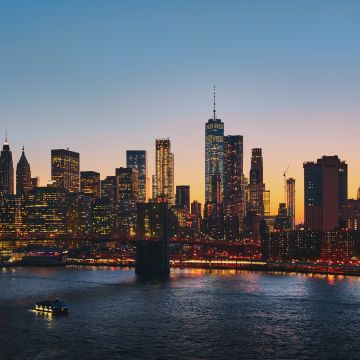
[80,171,101,199]
[175,185,190,210]
[286,178,296,229]
[0,137,14,195]
[51,149,80,193]
[223,135,244,240]
[16,147,31,198]
[304,156,347,231]
[126,150,148,203]
[154,139,174,204]
[205,87,224,202]
[249,148,264,216]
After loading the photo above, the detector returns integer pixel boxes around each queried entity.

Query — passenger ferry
[34,299,68,314]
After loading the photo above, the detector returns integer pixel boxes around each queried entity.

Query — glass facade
[205,118,224,202]
[126,150,148,203]
[51,149,80,193]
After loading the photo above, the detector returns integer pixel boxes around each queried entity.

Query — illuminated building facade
[286,178,295,229]
[223,135,244,240]
[304,156,347,231]
[25,187,68,235]
[154,139,174,204]
[0,194,23,236]
[249,148,264,216]
[101,176,118,209]
[80,171,100,199]
[66,193,92,235]
[115,167,139,235]
[263,190,270,217]
[0,137,14,195]
[92,198,114,235]
[51,149,80,193]
[205,96,224,203]
[16,147,32,199]
[175,185,190,211]
[341,199,360,231]
[126,150,148,202]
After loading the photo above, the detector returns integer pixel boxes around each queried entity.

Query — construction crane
[283,165,290,205]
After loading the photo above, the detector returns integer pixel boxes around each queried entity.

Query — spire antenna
[213,85,216,119]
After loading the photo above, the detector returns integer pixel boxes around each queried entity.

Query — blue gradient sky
[1,0,359,221]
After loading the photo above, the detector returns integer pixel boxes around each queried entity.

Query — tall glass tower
[205,87,224,203]
[126,150,148,203]
[0,136,14,195]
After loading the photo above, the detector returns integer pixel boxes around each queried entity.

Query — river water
[1,266,360,359]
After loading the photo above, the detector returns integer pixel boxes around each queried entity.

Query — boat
[34,299,68,314]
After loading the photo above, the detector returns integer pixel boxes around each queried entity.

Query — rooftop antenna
[213,85,217,119]
[5,129,8,143]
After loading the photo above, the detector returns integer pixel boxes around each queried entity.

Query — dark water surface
[1,266,360,360]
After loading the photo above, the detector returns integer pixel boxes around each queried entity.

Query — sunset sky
[0,0,359,222]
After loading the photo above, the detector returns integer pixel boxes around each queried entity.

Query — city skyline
[0,122,359,224]
[1,0,359,223]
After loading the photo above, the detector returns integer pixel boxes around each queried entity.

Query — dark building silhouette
[0,137,14,195]
[191,200,202,218]
[31,177,40,188]
[304,156,347,231]
[135,202,170,276]
[16,147,31,198]
[51,149,80,193]
[80,171,100,199]
[223,135,244,240]
[175,185,190,211]
[126,150,148,203]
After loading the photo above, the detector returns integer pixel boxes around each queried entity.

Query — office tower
[275,203,291,230]
[80,171,101,199]
[304,155,347,231]
[223,135,244,240]
[126,150,148,202]
[341,199,360,231]
[31,177,40,188]
[51,149,80,193]
[263,190,270,216]
[115,167,139,235]
[151,175,156,200]
[154,139,174,204]
[16,147,31,198]
[101,176,118,208]
[175,185,190,211]
[205,88,224,202]
[286,178,296,229]
[191,200,202,218]
[0,194,23,236]
[249,148,264,215]
[25,187,68,235]
[66,193,92,235]
[92,198,114,235]
[0,137,14,195]
[358,186,360,200]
